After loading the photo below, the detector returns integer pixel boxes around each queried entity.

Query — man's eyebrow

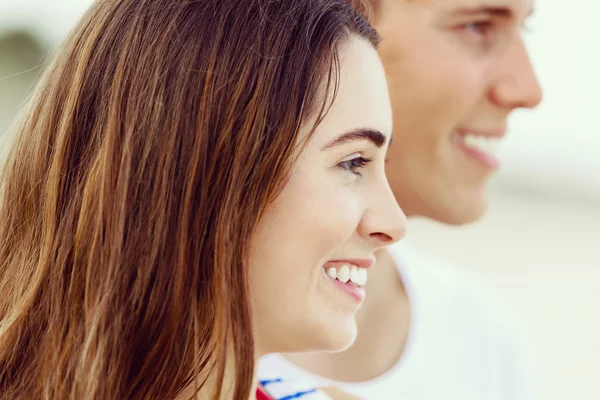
[454,6,515,20]
[320,128,389,151]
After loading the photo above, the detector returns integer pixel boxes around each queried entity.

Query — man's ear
[348,0,381,24]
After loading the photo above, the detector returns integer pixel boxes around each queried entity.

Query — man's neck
[284,248,411,382]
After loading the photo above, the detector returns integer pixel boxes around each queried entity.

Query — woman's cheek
[305,187,363,244]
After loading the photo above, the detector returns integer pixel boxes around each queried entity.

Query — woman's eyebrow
[321,128,389,151]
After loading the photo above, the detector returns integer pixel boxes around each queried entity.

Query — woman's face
[250,37,406,355]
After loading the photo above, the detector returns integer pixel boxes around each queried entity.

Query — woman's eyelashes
[338,155,373,177]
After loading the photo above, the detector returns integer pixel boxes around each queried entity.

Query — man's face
[374,0,542,224]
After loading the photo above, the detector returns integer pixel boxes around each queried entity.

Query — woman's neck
[176,358,259,400]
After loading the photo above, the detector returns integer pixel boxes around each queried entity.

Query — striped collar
[259,377,332,400]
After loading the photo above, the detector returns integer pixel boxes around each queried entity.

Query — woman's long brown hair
[0,0,378,398]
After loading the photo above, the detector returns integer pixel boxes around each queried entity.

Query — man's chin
[394,179,491,225]
[448,197,489,225]
[418,193,489,226]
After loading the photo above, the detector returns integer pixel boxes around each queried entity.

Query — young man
[259,0,543,399]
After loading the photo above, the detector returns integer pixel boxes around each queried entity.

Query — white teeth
[358,268,367,286]
[337,264,350,283]
[350,266,359,284]
[461,133,502,156]
[326,267,337,279]
[324,264,368,286]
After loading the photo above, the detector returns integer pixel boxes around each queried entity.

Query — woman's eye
[338,156,373,177]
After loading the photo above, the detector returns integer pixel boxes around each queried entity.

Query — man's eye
[457,20,502,50]
[464,21,494,36]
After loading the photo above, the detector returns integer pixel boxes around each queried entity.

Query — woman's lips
[322,260,371,302]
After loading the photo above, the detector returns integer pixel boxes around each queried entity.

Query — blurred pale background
[0,1,598,399]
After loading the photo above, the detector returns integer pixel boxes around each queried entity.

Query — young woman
[0,0,404,399]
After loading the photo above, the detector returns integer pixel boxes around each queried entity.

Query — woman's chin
[257,311,359,356]
[308,316,358,353]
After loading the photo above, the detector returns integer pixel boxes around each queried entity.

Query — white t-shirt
[259,242,539,400]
